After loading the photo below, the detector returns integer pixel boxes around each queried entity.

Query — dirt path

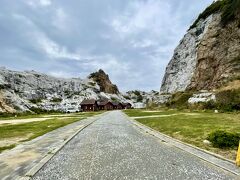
[0,117,52,125]
[0,114,86,125]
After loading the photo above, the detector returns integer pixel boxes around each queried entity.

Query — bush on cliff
[215,89,240,111]
[29,98,42,104]
[166,92,193,109]
[190,0,240,29]
[189,89,240,112]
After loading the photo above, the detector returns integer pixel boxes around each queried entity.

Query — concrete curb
[123,114,240,176]
[18,112,106,180]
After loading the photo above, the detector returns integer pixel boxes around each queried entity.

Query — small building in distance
[80,99,98,111]
[112,102,118,110]
[133,102,146,109]
[123,103,132,109]
[117,102,125,109]
[98,101,114,111]
[112,102,125,110]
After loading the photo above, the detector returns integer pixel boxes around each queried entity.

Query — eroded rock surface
[161,12,240,93]
[160,15,213,93]
[0,68,128,112]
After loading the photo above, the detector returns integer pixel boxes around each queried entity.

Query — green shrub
[136,94,143,102]
[88,82,96,86]
[133,90,141,96]
[146,102,159,109]
[111,97,117,102]
[202,100,216,110]
[190,0,225,29]
[50,98,62,103]
[191,89,240,112]
[190,0,240,29]
[166,92,193,109]
[0,112,15,118]
[29,98,42,104]
[207,130,240,148]
[215,89,240,111]
[64,90,71,95]
[0,84,5,90]
[123,95,130,100]
[221,0,240,26]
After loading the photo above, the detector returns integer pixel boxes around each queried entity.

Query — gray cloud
[0,0,213,91]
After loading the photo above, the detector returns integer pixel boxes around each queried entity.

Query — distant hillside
[0,68,128,113]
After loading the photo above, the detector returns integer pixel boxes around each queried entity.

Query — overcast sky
[0,0,213,92]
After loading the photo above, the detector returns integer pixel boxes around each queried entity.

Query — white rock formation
[0,68,129,112]
[133,102,146,109]
[160,15,213,93]
[124,90,171,106]
[188,92,216,104]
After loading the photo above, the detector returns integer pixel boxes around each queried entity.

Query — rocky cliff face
[161,1,240,94]
[124,90,171,105]
[0,67,127,113]
[188,14,240,91]
[160,15,213,93]
[89,69,119,94]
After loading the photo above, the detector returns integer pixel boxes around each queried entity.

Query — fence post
[237,141,240,167]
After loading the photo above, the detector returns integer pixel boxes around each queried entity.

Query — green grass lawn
[124,109,240,160]
[124,109,179,117]
[0,111,102,153]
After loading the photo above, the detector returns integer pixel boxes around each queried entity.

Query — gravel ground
[33,111,237,180]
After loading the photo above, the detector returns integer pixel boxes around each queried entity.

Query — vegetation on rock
[165,92,193,109]
[190,0,240,29]
[29,98,42,104]
[89,69,119,94]
[195,89,240,111]
[50,98,62,103]
[215,89,240,111]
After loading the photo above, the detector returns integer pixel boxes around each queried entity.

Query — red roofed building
[98,101,114,111]
[80,99,98,111]
[123,103,132,109]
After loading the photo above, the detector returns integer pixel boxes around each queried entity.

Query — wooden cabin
[123,103,132,109]
[80,99,98,111]
[112,102,125,110]
[98,101,114,111]
[112,102,119,110]
[117,102,124,109]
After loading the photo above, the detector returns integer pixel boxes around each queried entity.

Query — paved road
[33,111,237,180]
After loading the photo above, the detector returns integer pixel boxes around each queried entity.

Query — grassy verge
[0,144,16,153]
[0,111,102,153]
[124,109,179,117]
[124,109,240,160]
